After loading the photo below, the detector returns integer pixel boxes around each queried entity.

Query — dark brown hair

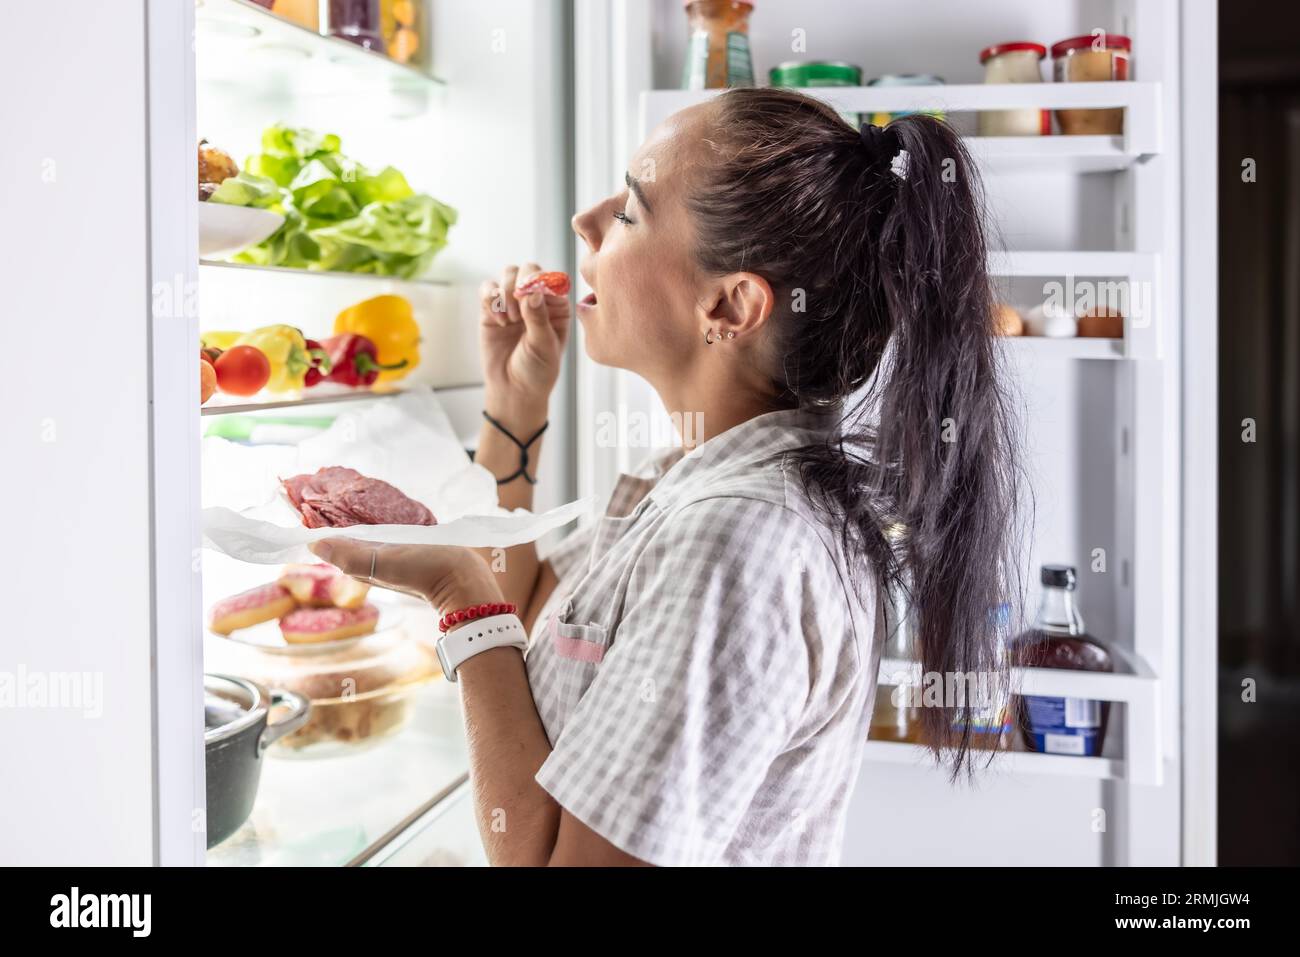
[689,88,1022,776]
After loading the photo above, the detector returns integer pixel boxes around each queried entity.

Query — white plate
[210,599,404,656]
[198,202,284,258]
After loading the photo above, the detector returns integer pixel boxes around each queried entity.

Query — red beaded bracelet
[438,602,517,633]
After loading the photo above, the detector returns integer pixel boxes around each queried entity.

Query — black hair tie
[859,122,901,162]
[480,410,548,485]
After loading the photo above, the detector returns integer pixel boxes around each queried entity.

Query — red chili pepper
[322,333,408,388]
[302,338,333,387]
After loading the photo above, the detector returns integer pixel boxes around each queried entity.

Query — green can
[769,60,863,127]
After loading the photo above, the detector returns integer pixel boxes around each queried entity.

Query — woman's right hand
[479,262,571,426]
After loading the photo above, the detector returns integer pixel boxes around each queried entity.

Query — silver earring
[726,331,735,339]
[705,329,717,344]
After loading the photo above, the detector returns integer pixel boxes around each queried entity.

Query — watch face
[436,640,456,683]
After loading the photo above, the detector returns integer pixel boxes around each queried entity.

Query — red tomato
[214,345,271,397]
[514,271,571,300]
[199,359,217,404]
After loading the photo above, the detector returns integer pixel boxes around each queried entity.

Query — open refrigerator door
[579,0,1198,866]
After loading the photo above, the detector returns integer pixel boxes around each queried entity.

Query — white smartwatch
[435,614,528,683]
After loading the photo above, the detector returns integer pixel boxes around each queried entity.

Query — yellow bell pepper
[200,330,243,351]
[236,324,311,393]
[333,295,419,384]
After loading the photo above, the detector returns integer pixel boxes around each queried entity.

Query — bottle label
[1023,695,1106,756]
[725,32,753,86]
[682,31,709,90]
[681,30,752,89]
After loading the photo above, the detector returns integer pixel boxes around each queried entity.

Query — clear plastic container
[681,0,755,90]
[978,42,1049,137]
[1051,33,1131,135]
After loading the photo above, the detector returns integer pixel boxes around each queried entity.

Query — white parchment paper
[201,391,590,565]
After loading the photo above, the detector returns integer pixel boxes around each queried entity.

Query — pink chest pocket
[549,614,608,664]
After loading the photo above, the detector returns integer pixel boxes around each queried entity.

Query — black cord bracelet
[481,411,549,485]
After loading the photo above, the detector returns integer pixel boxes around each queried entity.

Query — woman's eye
[612,210,634,226]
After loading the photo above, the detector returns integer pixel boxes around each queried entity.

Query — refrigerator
[0,0,1217,866]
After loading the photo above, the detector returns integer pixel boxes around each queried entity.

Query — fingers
[519,280,559,349]
[310,539,423,598]
[310,540,478,604]
[310,538,372,579]
[484,263,561,331]
[500,264,527,324]
[479,279,509,327]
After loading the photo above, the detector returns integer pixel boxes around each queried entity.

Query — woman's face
[571,104,713,382]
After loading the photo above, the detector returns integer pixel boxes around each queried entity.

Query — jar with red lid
[978,41,1049,137]
[1051,32,1131,135]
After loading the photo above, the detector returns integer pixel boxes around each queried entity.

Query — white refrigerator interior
[0,0,1214,866]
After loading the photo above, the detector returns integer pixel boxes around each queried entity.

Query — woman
[312,89,1019,866]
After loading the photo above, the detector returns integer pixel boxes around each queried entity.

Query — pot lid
[204,674,267,745]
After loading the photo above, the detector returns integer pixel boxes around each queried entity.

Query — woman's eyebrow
[625,171,652,215]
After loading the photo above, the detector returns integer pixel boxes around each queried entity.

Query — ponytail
[690,90,1022,777]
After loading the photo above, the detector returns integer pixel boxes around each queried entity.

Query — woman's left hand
[309,539,504,614]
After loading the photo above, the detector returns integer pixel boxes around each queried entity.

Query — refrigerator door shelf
[878,652,1162,786]
[641,83,1163,159]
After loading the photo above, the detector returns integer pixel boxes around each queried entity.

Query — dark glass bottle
[1012,565,1113,756]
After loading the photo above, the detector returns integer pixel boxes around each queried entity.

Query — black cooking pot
[204,674,310,849]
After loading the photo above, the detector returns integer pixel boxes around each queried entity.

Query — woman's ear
[699,272,775,342]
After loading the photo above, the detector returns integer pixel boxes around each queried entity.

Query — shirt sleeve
[534,497,824,866]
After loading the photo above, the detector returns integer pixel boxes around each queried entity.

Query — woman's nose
[572,204,602,252]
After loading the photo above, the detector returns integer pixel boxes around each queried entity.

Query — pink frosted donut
[278,563,370,609]
[208,583,296,636]
[279,604,380,645]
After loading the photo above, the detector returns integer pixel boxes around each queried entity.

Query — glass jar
[324,0,386,53]
[1051,33,1131,135]
[769,60,863,126]
[380,0,422,65]
[681,0,755,90]
[978,42,1049,136]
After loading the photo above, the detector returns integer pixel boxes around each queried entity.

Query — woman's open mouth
[578,292,598,311]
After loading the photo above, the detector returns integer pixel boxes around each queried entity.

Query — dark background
[1219,0,1300,866]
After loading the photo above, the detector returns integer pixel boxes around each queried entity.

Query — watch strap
[436,614,528,682]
